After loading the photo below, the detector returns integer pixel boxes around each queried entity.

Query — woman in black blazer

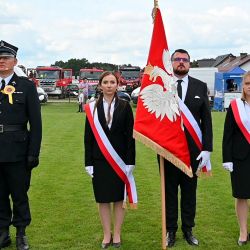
[222,71,250,246]
[84,71,135,248]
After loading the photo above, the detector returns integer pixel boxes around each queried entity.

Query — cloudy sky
[1,0,250,68]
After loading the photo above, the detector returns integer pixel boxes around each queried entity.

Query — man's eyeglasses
[172,57,190,63]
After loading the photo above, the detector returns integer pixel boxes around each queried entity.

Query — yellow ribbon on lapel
[3,85,15,104]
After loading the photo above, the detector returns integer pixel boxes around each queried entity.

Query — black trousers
[78,103,83,112]
[164,159,197,233]
[0,161,31,229]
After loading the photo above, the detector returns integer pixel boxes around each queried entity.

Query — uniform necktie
[1,79,6,91]
[177,79,182,100]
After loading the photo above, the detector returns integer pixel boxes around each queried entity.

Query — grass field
[6,103,243,250]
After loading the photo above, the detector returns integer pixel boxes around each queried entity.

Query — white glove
[125,165,135,175]
[85,166,94,178]
[196,151,211,169]
[223,162,233,172]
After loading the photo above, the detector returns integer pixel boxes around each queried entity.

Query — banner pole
[152,0,159,22]
[160,156,167,249]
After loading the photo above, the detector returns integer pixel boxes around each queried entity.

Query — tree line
[54,58,119,76]
[54,58,199,76]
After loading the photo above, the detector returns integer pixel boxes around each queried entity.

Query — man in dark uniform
[0,40,42,250]
[165,49,213,247]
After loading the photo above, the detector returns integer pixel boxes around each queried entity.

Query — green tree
[54,58,118,76]
[190,60,199,68]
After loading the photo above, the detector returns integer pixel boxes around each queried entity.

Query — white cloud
[1,0,250,68]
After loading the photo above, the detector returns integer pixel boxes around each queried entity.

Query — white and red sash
[85,101,137,207]
[178,98,211,173]
[231,98,250,144]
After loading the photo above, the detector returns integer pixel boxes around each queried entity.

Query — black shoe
[16,235,29,250]
[101,242,111,249]
[0,231,11,248]
[238,239,248,246]
[101,235,112,249]
[183,231,199,246]
[166,232,176,247]
[112,242,121,248]
[238,235,249,246]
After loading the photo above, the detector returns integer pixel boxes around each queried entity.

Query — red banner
[133,8,192,177]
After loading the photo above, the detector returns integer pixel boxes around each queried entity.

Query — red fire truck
[79,68,104,98]
[115,66,141,93]
[35,66,73,98]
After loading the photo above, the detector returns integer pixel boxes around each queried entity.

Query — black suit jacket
[184,76,213,171]
[223,104,250,162]
[84,98,135,166]
[0,73,42,162]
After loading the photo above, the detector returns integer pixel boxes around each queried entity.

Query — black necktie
[177,80,182,99]
[1,79,5,91]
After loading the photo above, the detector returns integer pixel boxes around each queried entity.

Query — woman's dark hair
[94,71,119,125]
[98,71,119,86]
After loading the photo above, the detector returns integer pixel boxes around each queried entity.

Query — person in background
[82,77,89,107]
[84,71,136,249]
[222,71,250,246]
[28,70,34,79]
[0,40,42,250]
[77,91,84,112]
[164,49,213,247]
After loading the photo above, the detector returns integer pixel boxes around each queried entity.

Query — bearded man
[165,49,213,247]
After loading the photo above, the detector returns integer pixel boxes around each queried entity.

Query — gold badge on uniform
[3,85,15,104]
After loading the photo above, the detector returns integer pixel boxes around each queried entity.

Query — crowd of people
[1,39,250,250]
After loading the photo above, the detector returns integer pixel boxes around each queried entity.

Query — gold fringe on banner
[133,130,193,178]
[122,201,137,210]
[195,169,212,178]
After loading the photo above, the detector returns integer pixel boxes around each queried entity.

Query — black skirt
[92,159,124,203]
[231,153,250,199]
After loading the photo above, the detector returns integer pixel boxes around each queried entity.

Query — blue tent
[213,67,246,111]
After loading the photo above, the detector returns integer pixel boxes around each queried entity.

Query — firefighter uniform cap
[0,40,18,57]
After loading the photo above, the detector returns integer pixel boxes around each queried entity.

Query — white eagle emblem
[140,49,180,122]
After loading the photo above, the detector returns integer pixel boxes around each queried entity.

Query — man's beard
[173,66,189,76]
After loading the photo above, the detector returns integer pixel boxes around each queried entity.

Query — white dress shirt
[103,97,115,129]
[175,75,189,101]
[0,73,14,88]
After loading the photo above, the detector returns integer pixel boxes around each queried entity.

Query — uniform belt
[0,124,26,133]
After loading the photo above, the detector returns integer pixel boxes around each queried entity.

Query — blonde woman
[222,71,250,246]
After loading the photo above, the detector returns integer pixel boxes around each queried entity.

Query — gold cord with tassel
[151,0,159,23]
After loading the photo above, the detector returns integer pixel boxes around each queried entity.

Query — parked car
[131,86,140,104]
[88,83,99,99]
[117,91,131,102]
[125,82,140,95]
[37,87,48,103]
[65,84,79,97]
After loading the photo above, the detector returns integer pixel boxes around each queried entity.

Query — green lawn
[6,103,241,249]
